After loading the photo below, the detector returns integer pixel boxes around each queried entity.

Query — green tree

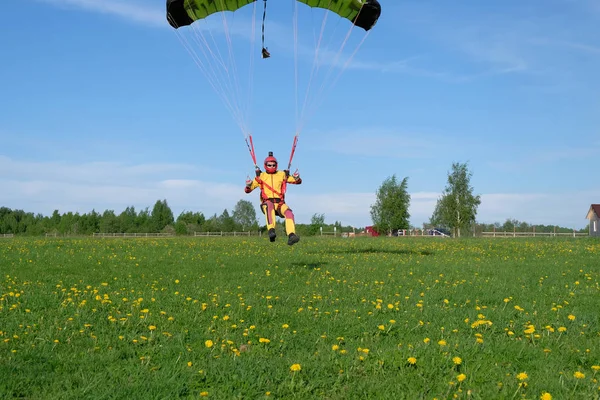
[119,206,138,233]
[430,162,481,238]
[100,210,120,233]
[151,200,174,232]
[370,175,411,235]
[218,209,236,232]
[232,200,258,231]
[308,213,325,236]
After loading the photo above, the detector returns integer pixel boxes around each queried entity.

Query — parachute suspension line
[261,0,270,58]
[169,19,246,134]
[217,0,247,134]
[298,6,368,134]
[187,24,241,119]
[245,2,258,126]
[293,0,299,132]
[297,0,334,135]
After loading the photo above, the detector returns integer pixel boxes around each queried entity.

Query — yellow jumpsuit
[245,170,301,234]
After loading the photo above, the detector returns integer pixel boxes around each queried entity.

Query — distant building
[586,204,600,237]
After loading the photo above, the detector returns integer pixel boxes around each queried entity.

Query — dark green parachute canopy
[167,0,381,31]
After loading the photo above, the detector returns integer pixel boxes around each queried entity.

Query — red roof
[586,204,600,219]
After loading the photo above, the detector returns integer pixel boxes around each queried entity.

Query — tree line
[369,161,587,237]
[0,200,355,237]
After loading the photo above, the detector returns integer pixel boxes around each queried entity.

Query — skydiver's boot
[268,228,276,242]
[287,233,300,246]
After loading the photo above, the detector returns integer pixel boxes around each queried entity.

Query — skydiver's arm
[245,178,260,193]
[286,171,302,184]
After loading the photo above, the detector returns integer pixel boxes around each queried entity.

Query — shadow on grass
[317,248,434,256]
[290,261,329,269]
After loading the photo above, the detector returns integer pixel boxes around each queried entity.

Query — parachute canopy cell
[167,0,381,31]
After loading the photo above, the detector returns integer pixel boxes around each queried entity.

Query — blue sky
[1,0,599,230]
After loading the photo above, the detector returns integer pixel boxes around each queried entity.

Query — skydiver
[245,152,301,245]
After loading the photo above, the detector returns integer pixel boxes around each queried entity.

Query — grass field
[1,236,600,399]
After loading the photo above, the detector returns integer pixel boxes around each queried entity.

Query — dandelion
[290,363,302,372]
[282,324,289,329]
[332,345,339,351]
[378,325,385,331]
[149,325,156,331]
[200,391,208,397]
[516,372,529,381]
[438,340,447,346]
[205,340,214,348]
[457,374,466,382]
[187,361,192,367]
[540,392,552,400]
[407,357,417,365]
[452,357,462,365]
[259,338,270,344]
[568,314,576,321]
[574,371,585,379]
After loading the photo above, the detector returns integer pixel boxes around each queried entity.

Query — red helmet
[264,152,277,174]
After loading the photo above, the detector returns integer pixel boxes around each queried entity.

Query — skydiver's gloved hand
[284,170,290,178]
[255,168,262,177]
[244,178,252,193]
[293,170,301,183]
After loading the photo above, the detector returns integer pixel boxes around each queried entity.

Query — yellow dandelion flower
[332,345,339,351]
[282,324,289,329]
[457,374,466,382]
[558,327,567,332]
[205,340,214,348]
[407,357,417,365]
[592,365,600,371]
[149,325,156,331]
[438,340,447,346]
[540,392,552,400]
[453,357,462,365]
[290,363,302,372]
[568,314,576,321]
[423,337,430,344]
[200,391,208,397]
[187,361,192,367]
[574,371,585,379]
[259,338,270,344]
[378,325,385,331]
[516,372,528,381]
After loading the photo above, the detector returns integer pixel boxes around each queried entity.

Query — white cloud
[1,157,596,230]
[37,0,165,27]
[478,192,598,229]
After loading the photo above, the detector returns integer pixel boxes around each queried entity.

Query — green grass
[1,236,600,399]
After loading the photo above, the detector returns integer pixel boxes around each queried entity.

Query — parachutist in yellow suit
[245,152,301,245]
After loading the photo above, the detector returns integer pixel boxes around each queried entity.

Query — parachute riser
[287,135,299,171]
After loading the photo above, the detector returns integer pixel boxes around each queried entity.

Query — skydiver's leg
[280,204,300,246]
[262,201,277,242]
